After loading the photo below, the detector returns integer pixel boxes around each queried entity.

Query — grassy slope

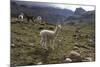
[11,21,95,66]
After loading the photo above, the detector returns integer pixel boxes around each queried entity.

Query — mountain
[65,7,95,24]
[11,1,74,23]
[74,7,86,15]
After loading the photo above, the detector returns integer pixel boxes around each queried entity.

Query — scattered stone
[83,57,93,62]
[69,51,82,62]
[11,44,15,47]
[37,62,42,65]
[73,46,79,50]
[29,43,34,46]
[88,38,95,47]
[88,39,93,43]
[58,39,62,42]
[74,42,79,46]
[64,58,72,63]
[11,64,16,67]
[23,27,27,30]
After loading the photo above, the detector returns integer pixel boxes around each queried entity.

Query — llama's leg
[42,41,45,48]
[28,18,31,22]
[20,19,23,23]
[51,40,54,50]
[49,40,52,49]
[40,38,45,48]
[40,39,43,47]
[32,18,34,23]
[40,38,47,50]
[27,18,29,22]
[42,38,48,50]
[44,40,48,50]
[30,17,34,23]
[52,40,55,50]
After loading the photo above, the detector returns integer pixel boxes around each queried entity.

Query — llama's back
[40,30,55,39]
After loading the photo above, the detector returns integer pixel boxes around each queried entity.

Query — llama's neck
[54,26,59,35]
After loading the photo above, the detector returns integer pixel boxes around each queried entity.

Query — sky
[12,0,95,11]
[48,4,95,11]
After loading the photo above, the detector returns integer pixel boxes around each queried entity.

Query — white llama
[40,25,61,50]
[18,12,24,22]
[36,16,42,23]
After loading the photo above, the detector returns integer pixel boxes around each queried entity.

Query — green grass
[11,21,95,66]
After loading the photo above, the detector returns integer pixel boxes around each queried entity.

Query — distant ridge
[74,7,86,15]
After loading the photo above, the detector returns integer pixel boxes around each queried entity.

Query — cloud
[51,3,95,11]
[12,0,95,11]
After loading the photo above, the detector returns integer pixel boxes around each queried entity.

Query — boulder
[11,44,15,47]
[82,57,93,62]
[73,46,79,50]
[37,62,42,65]
[64,58,72,63]
[29,43,34,46]
[68,51,82,62]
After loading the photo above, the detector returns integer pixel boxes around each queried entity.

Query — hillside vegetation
[11,20,95,66]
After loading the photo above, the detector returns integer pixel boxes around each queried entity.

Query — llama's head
[58,25,61,28]
[55,24,62,34]
[57,25,62,30]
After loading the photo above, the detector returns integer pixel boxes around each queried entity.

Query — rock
[73,46,79,50]
[58,39,62,42]
[29,43,34,46]
[37,62,42,65]
[69,51,82,62]
[83,57,93,62]
[23,27,27,30]
[74,42,79,46]
[11,44,15,47]
[11,64,16,67]
[88,39,93,43]
[88,39,95,47]
[65,58,72,63]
